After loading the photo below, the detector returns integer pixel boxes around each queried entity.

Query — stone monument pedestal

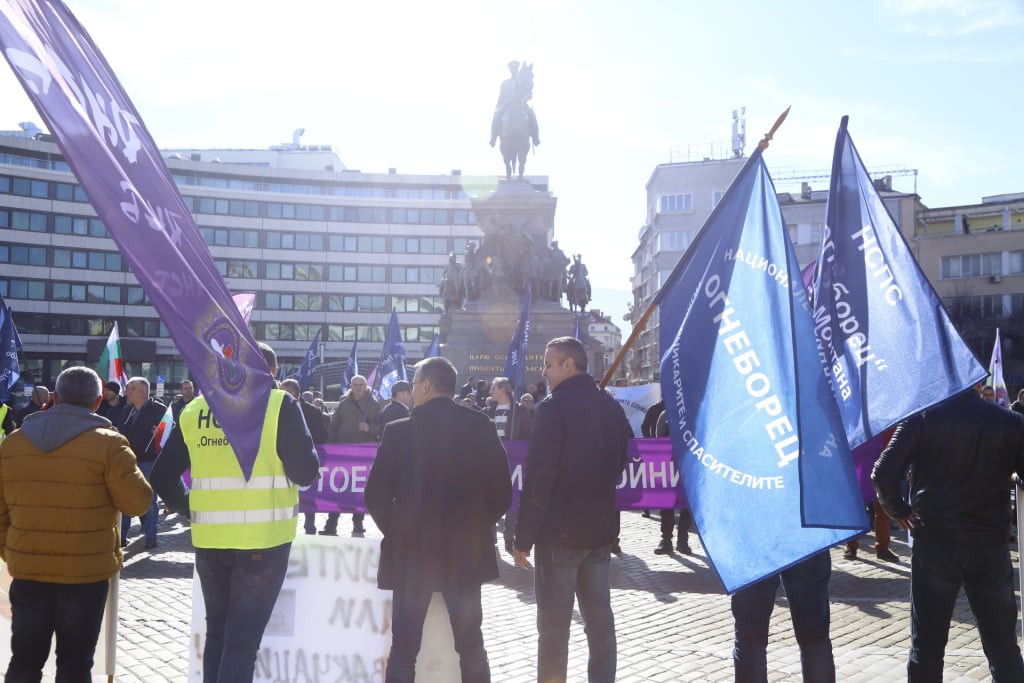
[439,178,602,386]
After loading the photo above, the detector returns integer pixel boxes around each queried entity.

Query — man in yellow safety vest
[152,342,320,682]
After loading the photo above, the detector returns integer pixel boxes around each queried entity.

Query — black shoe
[843,547,857,560]
[318,529,338,536]
[352,523,366,536]
[875,548,899,562]
[144,539,157,549]
[611,543,623,556]
[654,539,673,555]
[675,540,692,555]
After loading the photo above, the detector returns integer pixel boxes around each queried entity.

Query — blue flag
[503,283,532,394]
[0,296,19,401]
[424,334,440,359]
[813,117,986,448]
[341,340,359,394]
[378,310,407,400]
[573,313,583,341]
[658,148,866,593]
[294,328,322,391]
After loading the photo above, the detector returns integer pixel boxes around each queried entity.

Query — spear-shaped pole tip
[757,105,792,151]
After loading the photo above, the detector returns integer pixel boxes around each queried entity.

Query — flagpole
[599,106,791,389]
[1017,479,1023,647]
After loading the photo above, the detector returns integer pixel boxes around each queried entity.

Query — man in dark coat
[873,386,1024,680]
[514,336,631,682]
[365,356,512,683]
[379,380,412,430]
[117,377,166,549]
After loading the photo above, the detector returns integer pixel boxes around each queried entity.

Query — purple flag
[0,1,273,478]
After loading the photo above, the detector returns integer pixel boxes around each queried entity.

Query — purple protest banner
[302,439,688,513]
[0,1,273,478]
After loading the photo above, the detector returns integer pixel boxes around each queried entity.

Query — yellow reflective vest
[180,390,298,549]
[0,403,8,442]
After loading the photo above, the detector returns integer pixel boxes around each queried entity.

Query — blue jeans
[122,459,158,544]
[387,584,490,683]
[5,578,108,683]
[909,538,1024,682]
[534,544,616,683]
[195,543,291,683]
[731,551,834,683]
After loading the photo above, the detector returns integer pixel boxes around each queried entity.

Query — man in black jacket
[514,336,631,683]
[365,357,511,683]
[872,386,1024,681]
[118,376,167,549]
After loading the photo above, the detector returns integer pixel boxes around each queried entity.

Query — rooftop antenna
[731,107,746,158]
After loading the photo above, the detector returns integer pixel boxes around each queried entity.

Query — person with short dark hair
[514,336,631,682]
[96,380,127,424]
[380,380,413,430]
[14,385,49,427]
[171,379,196,422]
[151,342,319,682]
[0,366,152,681]
[873,386,1024,680]
[365,356,511,682]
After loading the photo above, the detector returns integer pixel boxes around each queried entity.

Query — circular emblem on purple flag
[202,317,246,394]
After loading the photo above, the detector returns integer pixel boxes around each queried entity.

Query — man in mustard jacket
[152,342,320,683]
[0,366,153,681]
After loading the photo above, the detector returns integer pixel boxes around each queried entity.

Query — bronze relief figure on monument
[437,61,601,385]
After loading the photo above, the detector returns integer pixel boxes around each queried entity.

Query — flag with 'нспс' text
[658,147,865,593]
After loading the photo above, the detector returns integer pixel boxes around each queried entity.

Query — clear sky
[1,0,1021,333]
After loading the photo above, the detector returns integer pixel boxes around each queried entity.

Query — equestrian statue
[489,60,540,180]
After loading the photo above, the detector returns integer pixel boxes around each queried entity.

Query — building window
[657,230,690,252]
[946,295,1004,319]
[10,211,47,232]
[2,245,47,266]
[1009,251,1023,275]
[391,295,444,314]
[658,194,692,213]
[712,191,726,208]
[392,266,443,284]
[940,253,1001,278]
[1,279,46,300]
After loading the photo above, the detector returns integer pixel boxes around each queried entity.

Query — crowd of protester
[2,356,1024,681]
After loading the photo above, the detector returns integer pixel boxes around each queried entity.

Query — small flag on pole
[503,283,532,395]
[424,334,440,359]
[0,295,19,401]
[294,328,322,391]
[97,322,128,390]
[342,340,359,394]
[378,311,407,400]
[153,403,175,454]
[989,328,1009,408]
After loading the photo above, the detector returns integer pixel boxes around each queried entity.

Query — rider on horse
[490,60,540,179]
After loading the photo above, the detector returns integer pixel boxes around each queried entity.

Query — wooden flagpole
[599,106,791,389]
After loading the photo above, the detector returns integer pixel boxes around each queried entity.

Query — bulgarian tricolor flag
[98,321,128,389]
[153,403,175,454]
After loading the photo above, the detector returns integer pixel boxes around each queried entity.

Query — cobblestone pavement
[0,509,1012,681]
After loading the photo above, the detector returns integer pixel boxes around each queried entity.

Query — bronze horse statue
[498,63,540,180]
[566,271,590,314]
